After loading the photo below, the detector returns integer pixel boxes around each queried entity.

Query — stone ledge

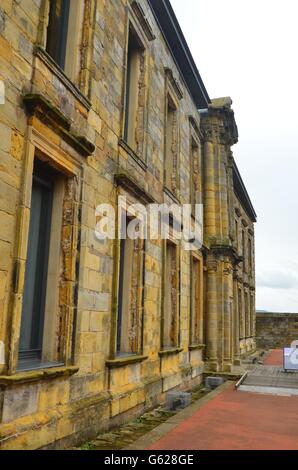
[118,138,148,172]
[163,186,180,205]
[114,172,155,204]
[106,355,148,369]
[0,366,79,387]
[203,371,242,381]
[189,344,206,351]
[35,46,91,111]
[158,348,183,357]
[23,94,95,157]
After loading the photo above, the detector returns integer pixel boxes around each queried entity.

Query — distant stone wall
[256,312,298,349]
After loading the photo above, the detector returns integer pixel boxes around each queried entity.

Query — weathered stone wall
[256,313,298,349]
[0,0,256,449]
[0,0,205,449]
[233,193,256,357]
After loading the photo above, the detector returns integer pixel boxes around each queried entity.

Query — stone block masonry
[256,312,298,349]
[0,0,256,449]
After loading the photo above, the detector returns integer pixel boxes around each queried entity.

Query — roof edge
[233,160,257,222]
[147,0,210,109]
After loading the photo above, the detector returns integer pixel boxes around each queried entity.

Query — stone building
[200,99,257,371]
[0,0,256,449]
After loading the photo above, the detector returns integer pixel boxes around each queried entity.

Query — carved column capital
[200,97,238,146]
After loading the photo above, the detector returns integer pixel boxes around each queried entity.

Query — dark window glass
[124,26,142,147]
[19,162,53,365]
[46,0,70,69]
[117,234,126,354]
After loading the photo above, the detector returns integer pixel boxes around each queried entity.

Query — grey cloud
[257,270,298,290]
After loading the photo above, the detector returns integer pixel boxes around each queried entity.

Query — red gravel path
[148,350,298,450]
[263,349,283,366]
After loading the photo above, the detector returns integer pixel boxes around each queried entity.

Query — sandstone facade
[0,0,256,449]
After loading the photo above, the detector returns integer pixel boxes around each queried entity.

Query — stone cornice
[114,172,155,204]
[130,1,156,41]
[210,244,243,265]
[189,115,203,140]
[165,68,183,101]
[200,100,238,146]
[23,94,95,157]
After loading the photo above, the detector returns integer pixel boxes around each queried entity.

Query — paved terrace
[128,350,298,450]
[239,348,298,395]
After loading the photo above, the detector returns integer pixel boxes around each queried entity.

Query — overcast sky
[171,0,298,312]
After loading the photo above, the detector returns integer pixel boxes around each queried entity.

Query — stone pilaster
[205,257,219,371]
[233,277,241,365]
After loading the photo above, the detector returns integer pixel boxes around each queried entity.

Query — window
[190,137,200,209]
[238,288,244,339]
[124,25,145,154]
[242,229,246,270]
[46,0,71,69]
[18,159,65,371]
[250,293,255,337]
[165,94,178,193]
[162,241,179,349]
[19,162,53,366]
[46,0,84,80]
[235,219,238,249]
[248,237,252,274]
[190,257,202,345]
[245,292,250,338]
[117,214,144,355]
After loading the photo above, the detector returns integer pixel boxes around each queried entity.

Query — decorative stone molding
[119,138,148,172]
[188,115,202,138]
[158,348,183,357]
[210,244,243,265]
[207,258,218,273]
[106,355,148,368]
[130,1,156,41]
[188,344,205,351]
[200,98,238,146]
[114,172,155,204]
[165,68,183,101]
[23,94,95,157]
[164,186,180,205]
[0,366,79,387]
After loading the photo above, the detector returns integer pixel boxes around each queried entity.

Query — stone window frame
[161,236,181,352]
[164,70,182,199]
[244,289,250,339]
[109,190,146,362]
[120,5,151,166]
[250,291,255,337]
[235,218,239,250]
[241,226,246,272]
[189,119,202,211]
[238,286,245,340]
[7,123,83,375]
[189,252,204,347]
[248,230,254,277]
[36,0,95,101]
